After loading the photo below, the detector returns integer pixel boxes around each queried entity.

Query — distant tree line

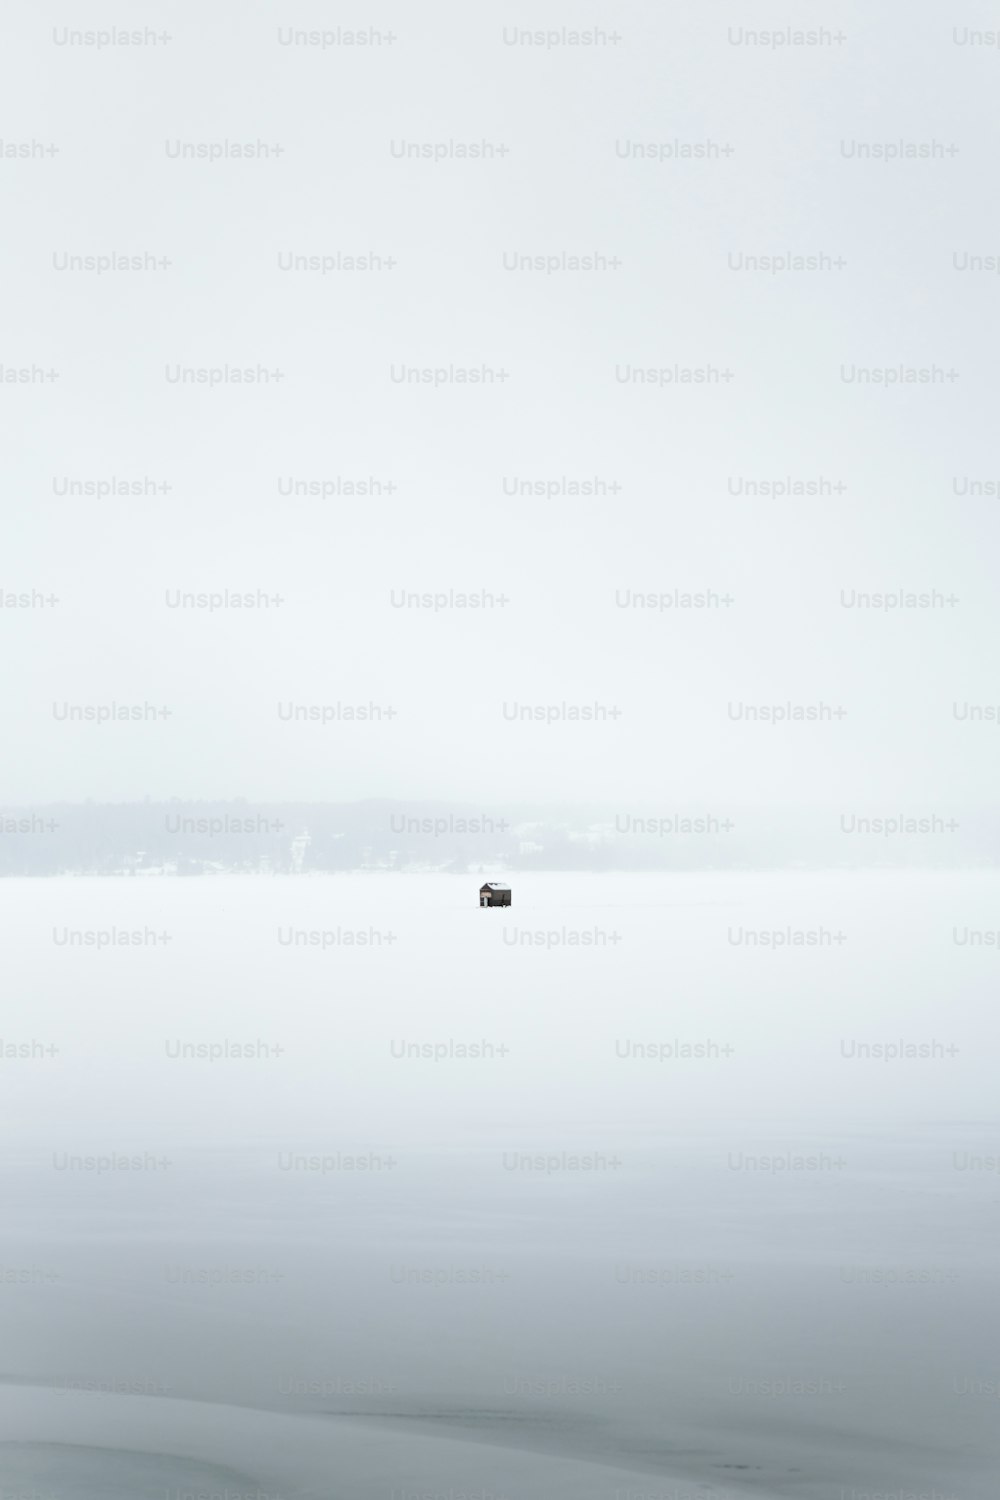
[0,800,996,874]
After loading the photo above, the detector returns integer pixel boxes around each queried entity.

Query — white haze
[2,2,998,1498]
[1,0,997,806]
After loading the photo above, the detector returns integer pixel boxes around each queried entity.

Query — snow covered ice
[1,871,997,1499]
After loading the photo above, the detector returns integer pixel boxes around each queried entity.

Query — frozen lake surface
[2,872,998,1499]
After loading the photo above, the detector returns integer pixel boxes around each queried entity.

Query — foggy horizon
[4,3,999,1498]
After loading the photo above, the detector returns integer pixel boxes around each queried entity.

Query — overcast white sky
[3,0,998,808]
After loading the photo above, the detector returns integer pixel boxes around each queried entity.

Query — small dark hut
[479,882,511,907]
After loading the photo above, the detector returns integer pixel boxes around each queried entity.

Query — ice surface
[1,873,997,1499]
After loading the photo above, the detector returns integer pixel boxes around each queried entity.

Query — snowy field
[2,871,999,1499]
